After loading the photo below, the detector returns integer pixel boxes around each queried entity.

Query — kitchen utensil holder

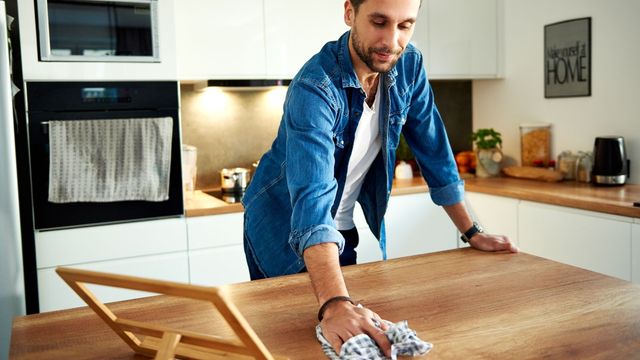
[56,267,287,360]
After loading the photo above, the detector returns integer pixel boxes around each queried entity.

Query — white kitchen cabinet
[384,193,457,258]
[35,218,188,268]
[18,0,177,81]
[175,0,266,80]
[633,223,640,284]
[353,205,384,264]
[187,213,244,250]
[518,201,632,281]
[38,252,189,312]
[186,213,250,285]
[412,0,501,79]
[176,1,347,80]
[189,246,250,286]
[264,0,348,79]
[34,218,189,312]
[464,192,519,247]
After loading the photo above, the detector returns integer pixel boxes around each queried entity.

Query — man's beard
[351,27,403,73]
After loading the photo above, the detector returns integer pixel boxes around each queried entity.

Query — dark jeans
[244,227,360,281]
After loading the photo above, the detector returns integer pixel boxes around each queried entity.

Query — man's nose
[381,27,400,52]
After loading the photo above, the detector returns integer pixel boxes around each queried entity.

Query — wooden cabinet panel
[38,252,189,312]
[519,201,632,281]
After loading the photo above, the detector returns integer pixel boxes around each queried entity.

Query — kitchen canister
[181,144,197,199]
[520,123,551,167]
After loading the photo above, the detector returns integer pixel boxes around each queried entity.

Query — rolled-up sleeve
[403,52,465,207]
[284,80,345,257]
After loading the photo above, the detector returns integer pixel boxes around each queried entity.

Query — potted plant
[471,128,504,178]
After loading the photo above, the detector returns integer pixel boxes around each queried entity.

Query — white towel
[48,117,173,203]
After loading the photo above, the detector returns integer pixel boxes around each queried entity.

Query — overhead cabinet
[264,0,348,79]
[175,0,266,80]
[412,0,501,79]
[176,0,348,80]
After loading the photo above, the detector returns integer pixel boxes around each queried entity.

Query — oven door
[28,108,183,230]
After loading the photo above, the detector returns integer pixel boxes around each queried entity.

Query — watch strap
[461,222,483,243]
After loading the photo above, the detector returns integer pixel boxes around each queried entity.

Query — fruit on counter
[455,151,476,173]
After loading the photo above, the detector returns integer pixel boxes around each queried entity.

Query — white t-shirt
[334,81,383,230]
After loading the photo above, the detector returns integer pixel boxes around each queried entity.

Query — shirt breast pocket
[388,111,407,150]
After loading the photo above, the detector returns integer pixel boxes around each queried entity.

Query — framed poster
[544,17,591,98]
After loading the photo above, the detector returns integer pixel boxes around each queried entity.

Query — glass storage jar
[520,123,551,166]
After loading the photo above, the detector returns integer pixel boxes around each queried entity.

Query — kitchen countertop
[10,248,640,359]
[185,176,640,218]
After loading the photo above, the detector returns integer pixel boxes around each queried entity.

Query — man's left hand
[468,232,519,253]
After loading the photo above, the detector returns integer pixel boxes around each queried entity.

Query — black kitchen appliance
[591,136,630,186]
[26,81,184,230]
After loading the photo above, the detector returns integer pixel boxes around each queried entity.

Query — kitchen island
[11,248,640,359]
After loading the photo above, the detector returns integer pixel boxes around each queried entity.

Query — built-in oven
[36,0,159,62]
[26,81,183,230]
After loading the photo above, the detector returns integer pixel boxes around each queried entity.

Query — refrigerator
[0,1,26,357]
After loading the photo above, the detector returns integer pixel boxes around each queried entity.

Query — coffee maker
[591,136,630,186]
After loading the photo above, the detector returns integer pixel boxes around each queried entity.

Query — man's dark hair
[349,0,422,13]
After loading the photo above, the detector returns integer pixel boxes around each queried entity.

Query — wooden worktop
[186,176,640,218]
[464,177,640,218]
[10,249,640,359]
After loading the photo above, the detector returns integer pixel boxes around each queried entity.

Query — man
[242,0,518,355]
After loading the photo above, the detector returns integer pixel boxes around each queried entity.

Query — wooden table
[10,249,640,359]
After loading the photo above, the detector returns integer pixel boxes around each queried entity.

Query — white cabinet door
[187,213,249,286]
[175,0,266,80]
[186,213,244,250]
[264,0,348,78]
[189,246,250,286]
[35,218,188,269]
[633,223,640,284]
[38,252,189,312]
[353,205,383,264]
[385,193,457,258]
[464,192,519,247]
[412,0,500,79]
[519,201,632,281]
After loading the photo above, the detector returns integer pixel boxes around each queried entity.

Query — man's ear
[344,0,354,27]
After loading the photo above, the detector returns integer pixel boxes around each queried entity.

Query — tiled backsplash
[180,80,471,189]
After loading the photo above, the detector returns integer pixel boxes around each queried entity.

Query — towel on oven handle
[48,117,173,203]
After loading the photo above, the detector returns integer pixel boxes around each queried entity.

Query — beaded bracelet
[317,296,355,321]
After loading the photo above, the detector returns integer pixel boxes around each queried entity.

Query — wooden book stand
[56,267,287,360]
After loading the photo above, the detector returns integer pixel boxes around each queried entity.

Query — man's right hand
[303,242,392,356]
[320,299,392,357]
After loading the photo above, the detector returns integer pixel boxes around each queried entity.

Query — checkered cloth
[315,319,433,359]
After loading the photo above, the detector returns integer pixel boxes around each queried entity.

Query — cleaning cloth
[316,319,432,360]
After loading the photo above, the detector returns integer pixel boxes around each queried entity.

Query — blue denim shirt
[242,31,464,277]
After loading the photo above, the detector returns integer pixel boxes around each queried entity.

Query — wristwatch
[460,222,484,243]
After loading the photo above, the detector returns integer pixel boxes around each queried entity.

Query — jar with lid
[520,123,551,166]
[575,151,593,183]
[557,151,578,180]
